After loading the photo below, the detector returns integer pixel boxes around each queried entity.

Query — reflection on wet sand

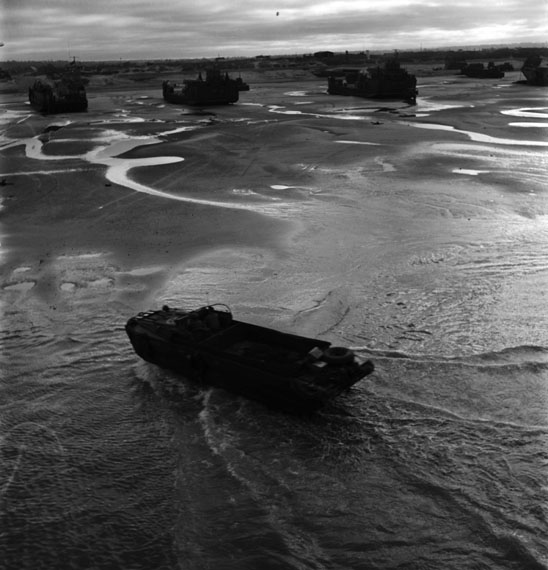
[453,168,491,176]
[500,107,548,119]
[403,121,548,146]
[508,122,548,128]
[0,123,299,215]
[1,74,548,570]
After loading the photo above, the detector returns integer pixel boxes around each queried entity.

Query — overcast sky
[1,0,547,61]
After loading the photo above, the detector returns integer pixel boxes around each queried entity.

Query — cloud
[1,0,546,60]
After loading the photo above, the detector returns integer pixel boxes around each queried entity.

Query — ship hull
[162,78,239,106]
[28,89,88,114]
[328,77,417,101]
[522,67,548,86]
[327,61,417,102]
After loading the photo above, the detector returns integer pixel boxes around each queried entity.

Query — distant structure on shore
[326,58,417,102]
[162,67,244,106]
[28,60,88,114]
[520,55,548,86]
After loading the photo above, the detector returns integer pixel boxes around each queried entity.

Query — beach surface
[1,70,548,569]
[2,71,546,350]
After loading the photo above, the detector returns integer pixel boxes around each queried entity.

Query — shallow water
[1,73,548,569]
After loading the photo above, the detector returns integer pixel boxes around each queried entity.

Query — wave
[129,361,206,405]
[198,391,335,569]
[0,421,67,503]
[351,344,548,369]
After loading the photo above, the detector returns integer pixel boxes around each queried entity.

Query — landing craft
[327,58,417,102]
[28,61,88,114]
[163,67,240,106]
[520,55,548,86]
[126,303,374,412]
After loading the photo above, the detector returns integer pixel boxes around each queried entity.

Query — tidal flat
[1,71,547,569]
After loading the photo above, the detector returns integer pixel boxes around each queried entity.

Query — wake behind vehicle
[126,304,374,411]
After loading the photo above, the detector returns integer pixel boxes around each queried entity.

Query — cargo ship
[162,68,240,106]
[327,59,417,102]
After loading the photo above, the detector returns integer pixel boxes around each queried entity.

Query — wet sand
[1,71,547,350]
[3,69,548,570]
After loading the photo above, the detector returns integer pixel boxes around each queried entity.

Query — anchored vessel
[520,55,548,86]
[126,304,374,411]
[327,59,417,102]
[162,68,240,106]
[28,63,88,114]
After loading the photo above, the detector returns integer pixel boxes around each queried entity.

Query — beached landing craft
[327,58,417,102]
[162,68,240,106]
[126,304,374,411]
[460,62,505,79]
[235,76,250,91]
[520,55,548,86]
[28,62,88,114]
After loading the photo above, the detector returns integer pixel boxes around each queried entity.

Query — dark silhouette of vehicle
[162,68,241,105]
[28,60,87,114]
[327,58,417,102]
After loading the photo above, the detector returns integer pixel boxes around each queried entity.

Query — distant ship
[461,62,504,79]
[520,55,548,86]
[162,68,240,106]
[327,59,417,102]
[28,60,88,114]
